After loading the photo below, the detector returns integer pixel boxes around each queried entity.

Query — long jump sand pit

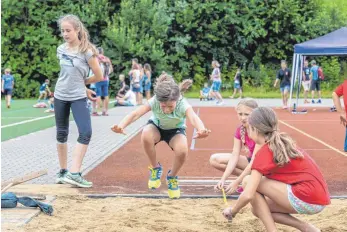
[3,184,347,232]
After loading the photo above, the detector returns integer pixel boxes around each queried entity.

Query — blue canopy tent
[289,27,347,109]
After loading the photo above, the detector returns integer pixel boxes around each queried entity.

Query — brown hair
[58,14,97,55]
[144,63,152,72]
[154,73,192,102]
[248,107,303,165]
[236,99,258,152]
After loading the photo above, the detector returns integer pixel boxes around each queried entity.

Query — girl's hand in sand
[222,207,233,222]
[340,113,347,127]
[214,179,225,191]
[111,125,126,135]
[193,128,211,139]
[225,181,239,195]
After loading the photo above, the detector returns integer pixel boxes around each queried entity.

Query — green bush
[2,0,347,97]
[13,74,40,99]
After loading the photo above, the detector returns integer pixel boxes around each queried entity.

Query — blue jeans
[95,81,109,97]
[345,127,347,152]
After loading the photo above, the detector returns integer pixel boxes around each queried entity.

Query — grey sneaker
[55,169,68,184]
[62,172,93,188]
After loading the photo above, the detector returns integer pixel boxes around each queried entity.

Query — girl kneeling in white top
[114,85,137,106]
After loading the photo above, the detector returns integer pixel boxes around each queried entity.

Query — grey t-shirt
[55,43,94,101]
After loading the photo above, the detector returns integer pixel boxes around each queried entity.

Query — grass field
[1,99,115,142]
[1,99,61,141]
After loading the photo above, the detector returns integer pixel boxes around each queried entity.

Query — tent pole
[293,54,300,107]
[288,54,297,110]
[296,55,304,108]
[296,55,302,107]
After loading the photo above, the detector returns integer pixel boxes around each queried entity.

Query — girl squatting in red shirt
[222,107,330,232]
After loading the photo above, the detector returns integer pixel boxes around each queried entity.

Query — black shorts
[310,80,321,91]
[147,120,186,147]
[3,88,12,96]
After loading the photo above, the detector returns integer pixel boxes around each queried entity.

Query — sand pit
[2,185,347,232]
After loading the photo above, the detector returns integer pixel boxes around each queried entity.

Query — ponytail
[179,79,193,93]
[267,131,303,166]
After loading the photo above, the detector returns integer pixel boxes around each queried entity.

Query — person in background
[310,60,322,104]
[37,79,52,103]
[200,83,211,101]
[1,68,15,109]
[143,63,152,100]
[210,60,224,105]
[302,60,311,104]
[332,79,347,151]
[116,74,126,98]
[230,68,243,99]
[274,60,291,109]
[95,47,113,116]
[114,85,137,107]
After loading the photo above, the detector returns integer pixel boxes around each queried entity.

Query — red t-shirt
[335,80,347,117]
[252,144,330,205]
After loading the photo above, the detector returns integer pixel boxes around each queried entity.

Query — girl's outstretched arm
[111,104,151,134]
[220,138,242,180]
[225,144,261,194]
[223,170,262,220]
[186,107,210,138]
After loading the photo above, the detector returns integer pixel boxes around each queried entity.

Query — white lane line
[1,115,55,129]
[279,120,347,158]
[2,100,117,129]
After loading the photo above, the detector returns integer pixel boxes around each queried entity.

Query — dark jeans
[54,97,92,145]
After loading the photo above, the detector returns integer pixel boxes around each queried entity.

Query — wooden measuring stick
[1,170,48,193]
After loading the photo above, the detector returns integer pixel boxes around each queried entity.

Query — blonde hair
[236,99,258,152]
[58,14,97,55]
[212,60,220,68]
[154,73,192,102]
[144,63,152,72]
[5,68,11,73]
[119,74,125,81]
[248,107,303,166]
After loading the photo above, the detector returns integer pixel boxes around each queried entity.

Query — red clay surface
[82,107,347,196]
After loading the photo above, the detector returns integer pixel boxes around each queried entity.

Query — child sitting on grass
[114,85,136,107]
[200,83,212,101]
